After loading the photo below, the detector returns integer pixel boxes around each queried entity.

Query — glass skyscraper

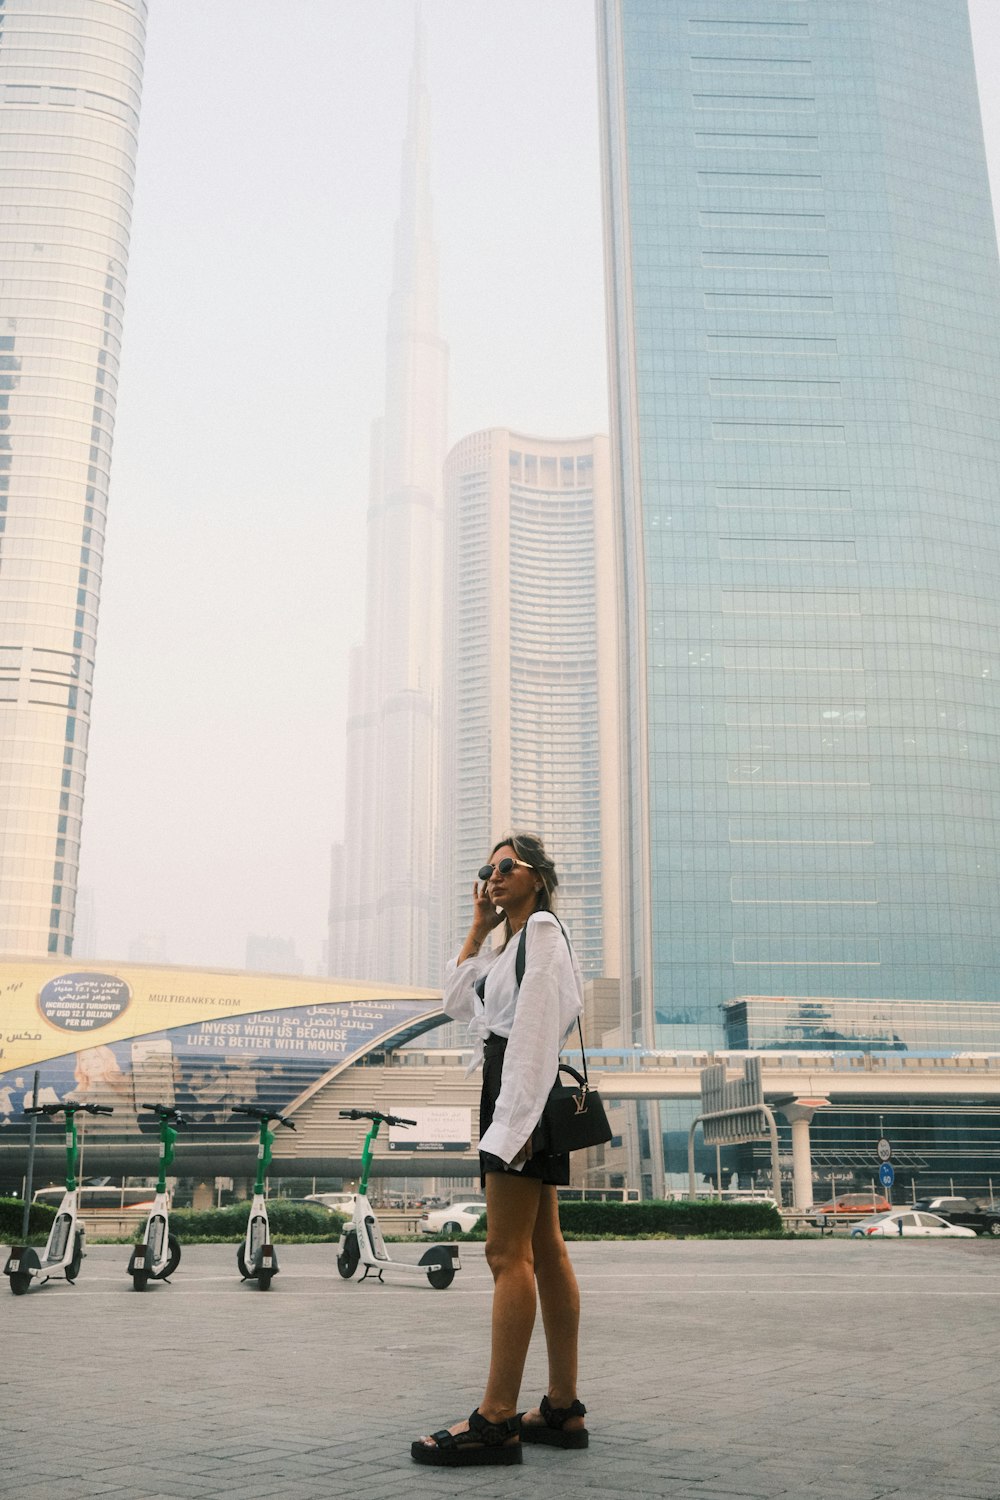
[0,0,147,956]
[598,1,1000,1188]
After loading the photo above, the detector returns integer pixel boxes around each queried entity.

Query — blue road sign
[879,1162,895,1188]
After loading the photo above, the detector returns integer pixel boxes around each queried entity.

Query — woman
[411,832,590,1467]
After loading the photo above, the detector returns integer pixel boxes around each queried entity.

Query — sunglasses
[478,858,533,881]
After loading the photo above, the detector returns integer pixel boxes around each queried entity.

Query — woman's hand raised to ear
[457,881,505,965]
[472,879,505,935]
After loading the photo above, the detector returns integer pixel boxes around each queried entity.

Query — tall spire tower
[330,10,448,985]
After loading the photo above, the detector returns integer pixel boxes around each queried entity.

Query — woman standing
[411,833,590,1467]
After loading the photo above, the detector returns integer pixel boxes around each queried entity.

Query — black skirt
[479,1032,570,1187]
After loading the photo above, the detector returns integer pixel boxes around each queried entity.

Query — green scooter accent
[232,1106,296,1289]
[4,1102,114,1295]
[336,1109,460,1289]
[128,1104,186,1290]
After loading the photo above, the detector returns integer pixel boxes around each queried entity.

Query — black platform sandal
[519,1394,589,1449]
[410,1407,522,1467]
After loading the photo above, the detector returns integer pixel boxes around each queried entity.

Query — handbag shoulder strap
[515,917,589,1083]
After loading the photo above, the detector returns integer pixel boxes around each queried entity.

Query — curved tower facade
[0,0,147,956]
[440,429,619,982]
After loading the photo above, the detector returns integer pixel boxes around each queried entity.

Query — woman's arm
[442,948,492,1022]
[477,914,566,1163]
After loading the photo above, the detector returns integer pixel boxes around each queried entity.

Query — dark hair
[490,832,558,947]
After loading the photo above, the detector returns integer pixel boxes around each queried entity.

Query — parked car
[850,1208,977,1239]
[305,1192,357,1215]
[716,1190,777,1207]
[911,1197,1000,1235]
[417,1200,486,1235]
[811,1192,891,1225]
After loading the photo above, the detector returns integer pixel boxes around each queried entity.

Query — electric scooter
[127,1103,185,1291]
[336,1108,460,1289]
[233,1104,296,1290]
[4,1101,114,1295]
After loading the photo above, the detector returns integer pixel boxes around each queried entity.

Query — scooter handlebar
[339,1109,416,1127]
[231,1105,296,1129]
[140,1103,187,1125]
[24,1101,114,1117]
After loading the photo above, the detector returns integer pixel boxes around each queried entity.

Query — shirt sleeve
[442,950,493,1023]
[477,914,566,1163]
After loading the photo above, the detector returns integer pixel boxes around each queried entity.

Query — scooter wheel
[66,1230,84,1283]
[163,1234,181,1278]
[337,1230,360,1279]
[426,1263,455,1290]
[257,1269,274,1291]
[9,1272,32,1296]
[132,1268,150,1292]
[237,1246,250,1279]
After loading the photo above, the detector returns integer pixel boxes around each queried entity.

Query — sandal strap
[424,1411,519,1452]
[540,1394,587,1428]
[468,1408,519,1446]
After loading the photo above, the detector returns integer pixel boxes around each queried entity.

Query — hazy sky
[77,1,1000,975]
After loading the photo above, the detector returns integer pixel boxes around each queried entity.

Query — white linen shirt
[442,910,584,1165]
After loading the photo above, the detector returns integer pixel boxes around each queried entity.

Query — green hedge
[0,1196,57,1242]
[554,1200,782,1236]
[458,1200,782,1238]
[2,1195,780,1245]
[168,1200,343,1242]
[0,1197,340,1246]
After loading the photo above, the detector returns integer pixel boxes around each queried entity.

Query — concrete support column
[775,1098,830,1210]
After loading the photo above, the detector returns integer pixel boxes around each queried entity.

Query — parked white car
[304,1192,357,1215]
[417,1200,486,1235]
[850,1208,977,1239]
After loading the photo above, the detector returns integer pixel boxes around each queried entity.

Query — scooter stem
[156,1122,179,1195]
[253,1121,275,1197]
[64,1111,79,1194]
[357,1118,381,1198]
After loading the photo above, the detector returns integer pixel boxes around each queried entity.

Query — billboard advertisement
[387,1107,472,1153]
[0,960,442,1170]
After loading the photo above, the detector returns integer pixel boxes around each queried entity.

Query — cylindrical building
[0,0,147,956]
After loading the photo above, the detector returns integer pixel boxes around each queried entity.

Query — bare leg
[480,1172,543,1419]
[415,1170,541,1449]
[521,1185,586,1433]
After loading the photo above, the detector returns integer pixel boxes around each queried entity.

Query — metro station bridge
[267,1038,1000,1187]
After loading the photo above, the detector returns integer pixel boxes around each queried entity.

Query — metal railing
[391,1046,1000,1073]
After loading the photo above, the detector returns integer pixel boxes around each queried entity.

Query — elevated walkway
[270,1044,1000,1178]
[353,1044,1000,1100]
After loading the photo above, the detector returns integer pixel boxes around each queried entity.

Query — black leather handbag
[539,1026,613,1155]
[502,918,614,1156]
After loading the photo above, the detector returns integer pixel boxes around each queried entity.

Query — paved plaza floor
[2,1236,999,1499]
